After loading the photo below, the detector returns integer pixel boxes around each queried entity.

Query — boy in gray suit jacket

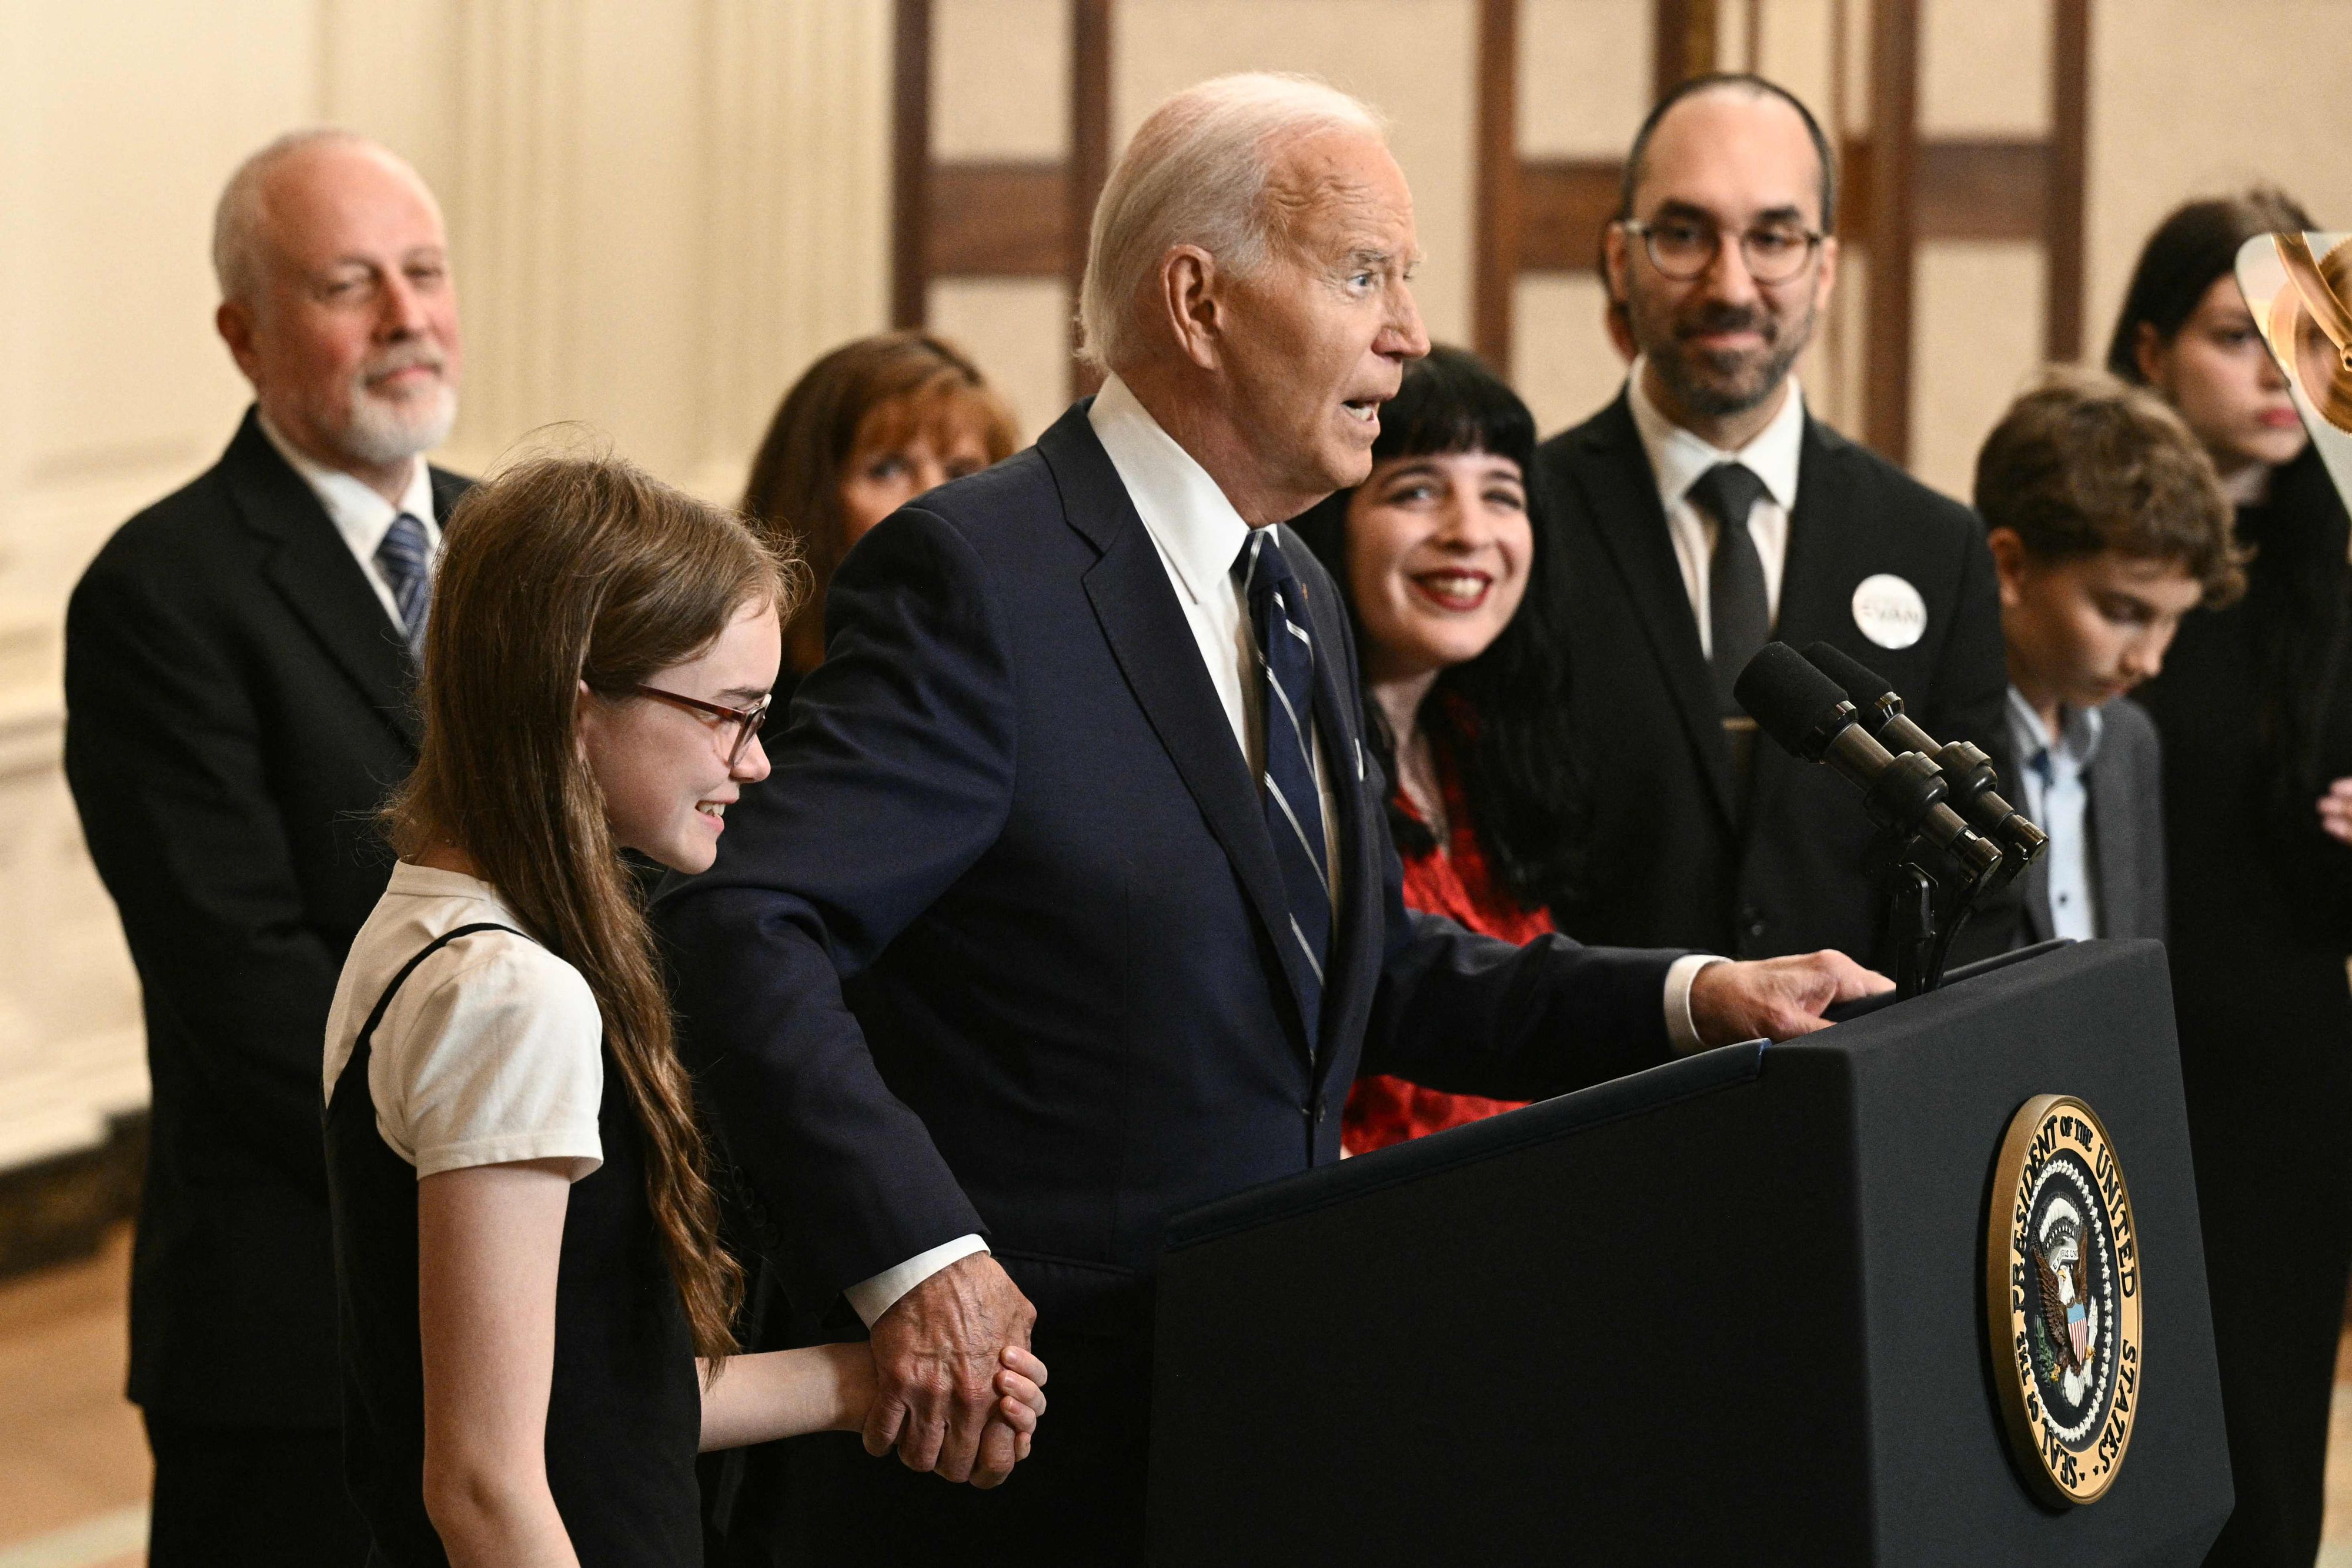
[1976,367,2244,944]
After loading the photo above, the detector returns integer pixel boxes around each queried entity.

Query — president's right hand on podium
[1689,951,1893,1045]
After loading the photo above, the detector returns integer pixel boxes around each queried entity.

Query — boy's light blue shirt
[2006,685,2106,940]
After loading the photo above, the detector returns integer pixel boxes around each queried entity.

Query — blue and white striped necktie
[1233,529,1331,1043]
[375,511,432,660]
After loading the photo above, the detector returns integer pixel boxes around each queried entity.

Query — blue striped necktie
[375,511,432,660]
[1233,529,1331,1042]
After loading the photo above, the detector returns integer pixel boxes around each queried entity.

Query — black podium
[1148,940,2232,1563]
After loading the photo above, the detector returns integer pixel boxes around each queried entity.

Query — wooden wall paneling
[1472,0,1520,366]
[895,0,2086,447]
[1652,0,1720,99]
[931,163,1070,274]
[1862,0,1919,462]
[1069,0,1114,390]
[897,0,1104,395]
[1515,159,1622,273]
[1481,2,1713,379]
[1843,138,2049,242]
[2046,0,2090,361]
[892,0,934,328]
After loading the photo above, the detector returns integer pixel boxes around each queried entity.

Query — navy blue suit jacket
[657,402,1682,1333]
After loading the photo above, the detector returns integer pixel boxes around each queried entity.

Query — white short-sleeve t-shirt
[323,862,606,1180]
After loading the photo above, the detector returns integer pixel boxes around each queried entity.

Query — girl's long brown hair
[390,452,795,1363]
[741,330,1017,672]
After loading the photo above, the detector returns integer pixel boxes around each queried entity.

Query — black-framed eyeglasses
[629,685,773,768]
[1619,216,1825,285]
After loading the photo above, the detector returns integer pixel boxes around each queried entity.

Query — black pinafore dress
[325,923,702,1566]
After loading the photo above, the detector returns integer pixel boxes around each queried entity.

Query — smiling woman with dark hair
[1292,345,1585,1151]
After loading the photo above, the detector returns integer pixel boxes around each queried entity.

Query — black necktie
[1690,463,1770,713]
[375,511,432,660]
[1233,530,1331,1045]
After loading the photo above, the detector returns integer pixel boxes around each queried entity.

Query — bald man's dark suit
[65,409,467,1561]
[1534,391,2012,965]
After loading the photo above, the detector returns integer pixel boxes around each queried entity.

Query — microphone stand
[1886,860,1936,999]
[1881,833,2004,999]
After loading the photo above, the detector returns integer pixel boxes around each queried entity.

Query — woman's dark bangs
[1372,350,1537,474]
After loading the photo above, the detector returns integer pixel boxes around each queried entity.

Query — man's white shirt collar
[1625,357,1806,510]
[1086,372,1252,603]
[256,410,439,561]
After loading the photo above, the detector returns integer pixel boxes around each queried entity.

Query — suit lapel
[2087,731,2135,939]
[1771,419,1873,651]
[2019,854,2056,944]
[429,465,472,526]
[223,409,420,750]
[1747,419,1881,831]
[1566,396,1737,826]
[1278,522,1378,1076]
[1041,408,1311,1049]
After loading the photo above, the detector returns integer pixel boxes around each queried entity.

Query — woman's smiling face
[1343,448,1533,683]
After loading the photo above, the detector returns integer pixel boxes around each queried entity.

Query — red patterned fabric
[1342,743,1551,1155]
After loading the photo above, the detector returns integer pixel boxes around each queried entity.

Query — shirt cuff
[1665,954,1731,1054]
[844,1233,991,1329]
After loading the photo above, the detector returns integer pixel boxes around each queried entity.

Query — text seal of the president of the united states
[1986,1094,2144,1507]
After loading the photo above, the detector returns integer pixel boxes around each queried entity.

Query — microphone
[1801,642,2049,878]
[1735,643,2006,882]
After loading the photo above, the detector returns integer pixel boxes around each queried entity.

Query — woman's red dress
[1341,751,1552,1155]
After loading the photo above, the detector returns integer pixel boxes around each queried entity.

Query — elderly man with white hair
[64,129,466,1564]
[660,72,1883,1560]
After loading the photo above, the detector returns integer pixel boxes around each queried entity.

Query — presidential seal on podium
[1987,1094,2145,1507]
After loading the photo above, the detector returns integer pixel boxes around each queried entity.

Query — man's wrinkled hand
[863,1252,1039,1487]
[1689,950,1892,1047]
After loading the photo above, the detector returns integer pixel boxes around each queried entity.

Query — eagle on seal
[2035,1243,2094,1375]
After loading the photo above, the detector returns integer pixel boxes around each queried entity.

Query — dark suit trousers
[726,1329,1151,1566]
[2180,977,2352,1568]
[143,1415,368,1567]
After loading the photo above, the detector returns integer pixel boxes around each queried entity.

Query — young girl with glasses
[322,453,1044,1565]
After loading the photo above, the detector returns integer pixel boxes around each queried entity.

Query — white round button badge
[1851,573,1927,650]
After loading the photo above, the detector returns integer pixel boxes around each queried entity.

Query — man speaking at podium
[659,72,1886,1560]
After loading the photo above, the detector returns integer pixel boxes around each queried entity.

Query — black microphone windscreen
[1805,642,1896,709]
[1735,642,1854,760]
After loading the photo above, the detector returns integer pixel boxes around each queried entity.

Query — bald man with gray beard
[65,129,468,1564]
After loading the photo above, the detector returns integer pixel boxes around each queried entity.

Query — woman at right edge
[2116,188,2352,1567]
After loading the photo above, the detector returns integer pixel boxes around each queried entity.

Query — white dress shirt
[1088,373,1344,898]
[849,375,1719,1325]
[256,412,440,636]
[1625,362,1806,656]
[2006,687,2104,941]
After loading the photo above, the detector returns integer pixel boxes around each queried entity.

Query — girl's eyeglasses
[629,685,773,769]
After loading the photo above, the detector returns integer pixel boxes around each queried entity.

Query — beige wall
[0,0,890,1171]
[2086,0,2352,375]
[4,0,2351,1170]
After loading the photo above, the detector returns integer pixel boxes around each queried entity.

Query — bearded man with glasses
[1532,73,2014,972]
